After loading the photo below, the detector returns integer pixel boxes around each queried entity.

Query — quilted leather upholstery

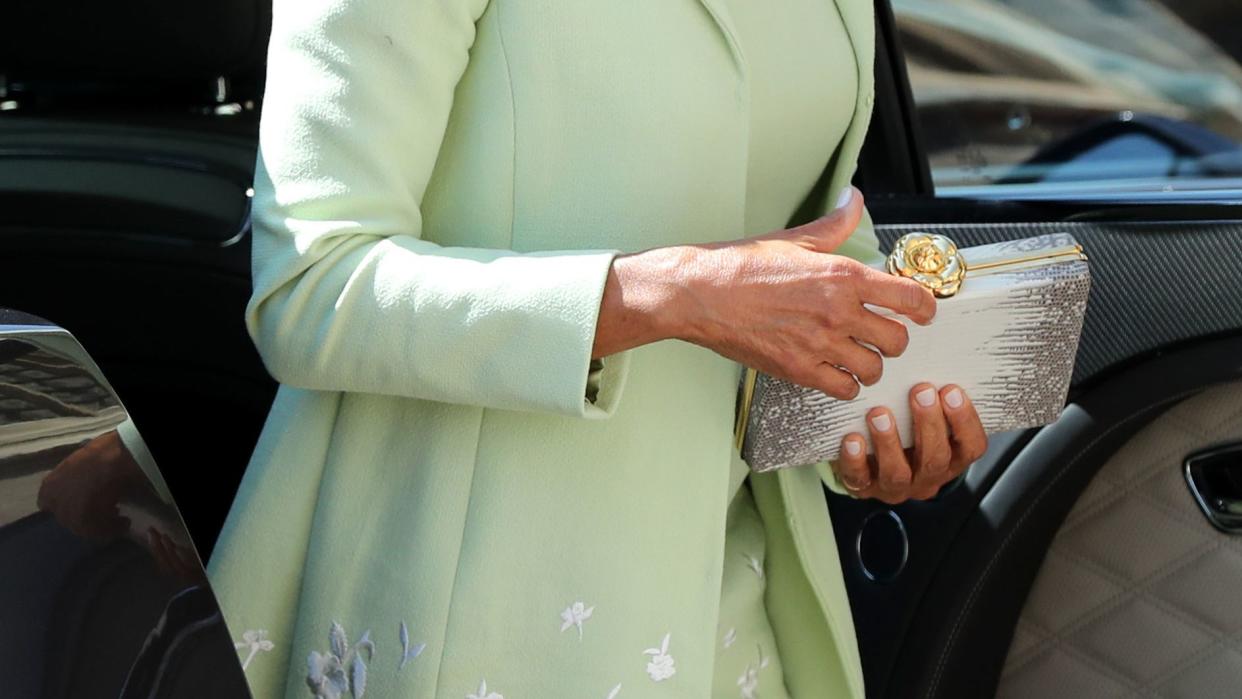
[997,383,1242,698]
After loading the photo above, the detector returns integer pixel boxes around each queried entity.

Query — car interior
[3,0,1241,697]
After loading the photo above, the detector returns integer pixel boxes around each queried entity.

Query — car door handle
[1185,444,1242,533]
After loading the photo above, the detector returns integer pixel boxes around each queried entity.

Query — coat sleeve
[246,0,630,419]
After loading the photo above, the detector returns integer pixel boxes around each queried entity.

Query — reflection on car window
[895,0,1242,194]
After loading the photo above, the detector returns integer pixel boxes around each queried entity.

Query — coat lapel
[692,0,747,79]
[771,2,876,697]
[825,0,877,192]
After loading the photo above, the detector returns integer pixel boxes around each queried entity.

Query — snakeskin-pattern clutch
[736,232,1091,472]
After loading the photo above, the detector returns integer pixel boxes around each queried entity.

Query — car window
[893,0,1242,196]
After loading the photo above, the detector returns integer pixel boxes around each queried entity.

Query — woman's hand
[833,383,988,503]
[593,187,938,399]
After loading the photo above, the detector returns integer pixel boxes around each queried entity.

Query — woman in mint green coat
[207,0,989,696]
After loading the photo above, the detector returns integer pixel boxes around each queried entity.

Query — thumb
[786,186,864,253]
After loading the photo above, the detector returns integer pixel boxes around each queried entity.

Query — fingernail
[915,387,937,407]
[945,388,964,409]
[834,187,854,210]
[844,439,862,456]
[870,413,892,432]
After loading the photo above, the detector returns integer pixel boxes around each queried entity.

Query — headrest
[2,0,272,87]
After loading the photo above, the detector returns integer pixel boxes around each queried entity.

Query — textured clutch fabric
[736,232,1091,473]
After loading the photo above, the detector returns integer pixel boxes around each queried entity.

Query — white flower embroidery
[399,621,426,671]
[722,628,737,649]
[744,553,764,581]
[306,622,374,699]
[736,644,772,699]
[738,666,760,699]
[235,629,274,670]
[605,684,622,699]
[560,601,595,640]
[643,633,676,682]
[467,679,503,699]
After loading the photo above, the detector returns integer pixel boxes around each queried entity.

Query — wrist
[594,246,700,357]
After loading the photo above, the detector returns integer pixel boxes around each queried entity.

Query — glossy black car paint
[0,322,250,698]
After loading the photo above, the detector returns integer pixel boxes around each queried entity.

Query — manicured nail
[844,439,863,456]
[835,187,854,210]
[945,388,964,409]
[915,387,937,407]
[870,413,892,432]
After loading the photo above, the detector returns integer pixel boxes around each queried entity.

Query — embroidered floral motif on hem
[467,679,503,699]
[743,553,765,581]
[605,684,622,699]
[399,621,426,671]
[736,644,772,699]
[643,632,676,682]
[306,622,373,699]
[722,627,737,649]
[235,629,274,671]
[560,601,595,641]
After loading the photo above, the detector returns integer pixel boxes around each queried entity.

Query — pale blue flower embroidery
[467,679,503,699]
[399,621,426,671]
[643,633,676,682]
[560,601,595,640]
[234,629,274,671]
[306,622,374,699]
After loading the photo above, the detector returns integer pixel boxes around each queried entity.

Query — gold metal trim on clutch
[735,366,759,450]
[733,233,1088,451]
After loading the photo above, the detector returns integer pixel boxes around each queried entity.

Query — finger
[801,362,861,400]
[824,340,884,386]
[867,407,912,492]
[909,384,952,486]
[941,385,988,470]
[785,186,865,254]
[852,310,910,358]
[835,433,874,492]
[857,268,938,325]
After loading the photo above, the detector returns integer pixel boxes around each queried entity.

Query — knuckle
[837,378,861,400]
[891,325,910,356]
[857,358,883,386]
[832,258,864,281]
[819,308,843,330]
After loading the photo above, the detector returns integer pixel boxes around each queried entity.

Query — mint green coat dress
[206,0,887,697]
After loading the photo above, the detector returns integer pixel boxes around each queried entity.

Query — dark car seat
[0,0,277,558]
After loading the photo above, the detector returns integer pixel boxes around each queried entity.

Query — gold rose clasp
[886,232,967,298]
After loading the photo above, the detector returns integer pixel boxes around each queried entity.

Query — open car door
[0,313,251,698]
[835,1,1242,697]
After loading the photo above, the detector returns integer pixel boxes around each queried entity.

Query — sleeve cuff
[583,351,632,419]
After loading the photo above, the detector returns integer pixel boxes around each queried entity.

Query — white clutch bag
[736,232,1091,473]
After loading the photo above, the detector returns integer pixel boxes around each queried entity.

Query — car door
[0,313,251,698]
[0,0,277,559]
[833,1,1242,697]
